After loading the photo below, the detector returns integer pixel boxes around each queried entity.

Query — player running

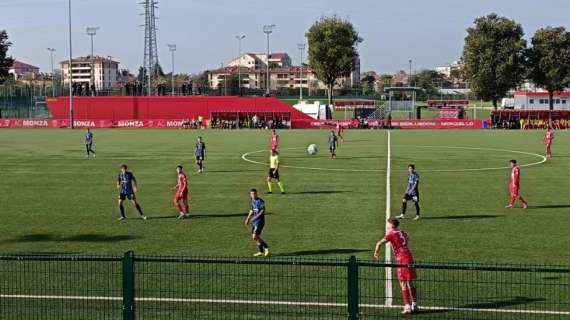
[195,136,206,173]
[172,165,190,219]
[116,164,146,221]
[506,160,528,209]
[244,188,270,257]
[271,129,279,151]
[267,150,285,194]
[328,130,338,159]
[85,128,95,157]
[336,122,344,142]
[544,127,554,158]
[374,218,418,315]
[396,164,421,220]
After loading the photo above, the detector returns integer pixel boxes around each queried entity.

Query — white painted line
[1,294,568,315]
[384,131,393,307]
[241,145,547,173]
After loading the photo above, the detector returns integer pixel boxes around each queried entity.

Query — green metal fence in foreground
[0,252,568,320]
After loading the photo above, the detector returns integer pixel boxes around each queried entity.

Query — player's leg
[118,198,126,220]
[413,197,420,220]
[88,142,95,155]
[397,196,408,219]
[182,198,190,216]
[252,223,269,256]
[131,197,146,219]
[399,280,412,314]
[85,144,90,157]
[267,174,273,194]
[518,195,528,208]
[174,196,185,218]
[275,173,285,194]
[407,281,418,313]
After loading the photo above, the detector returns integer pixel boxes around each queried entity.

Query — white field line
[1,294,568,315]
[384,131,393,307]
[241,146,546,173]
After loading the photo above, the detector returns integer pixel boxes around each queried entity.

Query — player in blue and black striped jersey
[195,136,206,173]
[85,129,95,157]
[396,164,420,221]
[116,164,147,221]
[244,189,269,257]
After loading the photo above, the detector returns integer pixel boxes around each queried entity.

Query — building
[9,60,40,80]
[209,52,359,93]
[514,91,570,110]
[435,61,462,78]
[60,56,119,90]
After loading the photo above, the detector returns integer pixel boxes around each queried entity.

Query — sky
[2,0,570,75]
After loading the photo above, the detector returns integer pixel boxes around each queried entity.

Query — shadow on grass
[4,233,138,243]
[422,215,504,220]
[527,204,570,209]
[288,190,350,195]
[278,248,370,256]
[416,296,545,315]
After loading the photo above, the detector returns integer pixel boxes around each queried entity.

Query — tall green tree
[412,69,450,98]
[306,16,361,106]
[528,27,570,113]
[461,13,527,108]
[0,30,14,84]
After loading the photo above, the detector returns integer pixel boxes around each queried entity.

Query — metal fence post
[122,251,136,320]
[347,255,359,320]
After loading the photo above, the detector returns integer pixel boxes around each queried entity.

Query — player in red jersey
[335,122,344,142]
[271,129,279,151]
[172,165,190,219]
[505,160,528,209]
[544,127,554,158]
[374,218,418,315]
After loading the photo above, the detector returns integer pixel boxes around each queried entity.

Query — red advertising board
[0,119,210,129]
[390,119,483,129]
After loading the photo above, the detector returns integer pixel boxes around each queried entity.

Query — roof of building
[514,91,570,97]
[210,65,310,75]
[60,55,119,64]
[10,60,39,71]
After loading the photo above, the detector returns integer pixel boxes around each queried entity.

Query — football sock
[85,145,90,156]
[119,205,125,218]
[267,181,273,193]
[184,204,190,214]
[414,203,420,216]
[409,286,417,303]
[401,288,410,305]
[257,243,265,253]
[401,202,407,215]
[277,181,285,193]
[175,203,183,213]
[509,196,516,206]
[520,197,527,205]
[135,204,144,216]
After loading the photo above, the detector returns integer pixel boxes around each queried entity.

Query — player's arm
[374,238,388,259]
[245,210,253,226]
[116,176,120,190]
[132,176,139,192]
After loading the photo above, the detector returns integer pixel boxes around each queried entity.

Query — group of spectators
[491,115,570,130]
[210,115,290,130]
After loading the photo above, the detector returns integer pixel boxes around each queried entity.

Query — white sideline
[1,294,569,315]
[384,131,393,307]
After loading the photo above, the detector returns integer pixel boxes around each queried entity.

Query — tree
[306,16,361,106]
[192,71,210,95]
[461,13,527,108]
[529,27,570,114]
[0,30,14,84]
[412,69,450,99]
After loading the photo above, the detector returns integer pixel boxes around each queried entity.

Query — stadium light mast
[68,0,74,129]
[86,26,99,94]
[263,24,276,96]
[408,59,413,87]
[297,43,306,101]
[235,35,246,96]
[167,44,176,96]
[47,48,56,97]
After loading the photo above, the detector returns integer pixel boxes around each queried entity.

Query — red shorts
[175,190,188,202]
[271,144,278,150]
[396,255,417,281]
[509,186,519,196]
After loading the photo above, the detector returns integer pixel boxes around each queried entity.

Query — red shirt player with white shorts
[271,130,279,151]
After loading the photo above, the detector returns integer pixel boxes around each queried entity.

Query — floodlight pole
[68,0,74,129]
[167,44,176,96]
[263,24,276,96]
[235,35,245,96]
[297,43,306,101]
[47,48,56,97]
[408,59,412,87]
[86,26,99,94]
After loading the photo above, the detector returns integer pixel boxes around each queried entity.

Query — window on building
[556,99,561,104]
[563,100,567,104]
[529,99,534,104]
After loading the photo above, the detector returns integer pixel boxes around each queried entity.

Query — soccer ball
[307,144,318,155]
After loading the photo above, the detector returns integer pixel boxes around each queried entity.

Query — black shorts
[251,220,265,235]
[329,146,336,152]
[119,193,136,201]
[268,168,280,180]
[403,193,419,202]
[196,155,204,161]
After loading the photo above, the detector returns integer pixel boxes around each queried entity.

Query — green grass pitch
[0,128,569,265]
